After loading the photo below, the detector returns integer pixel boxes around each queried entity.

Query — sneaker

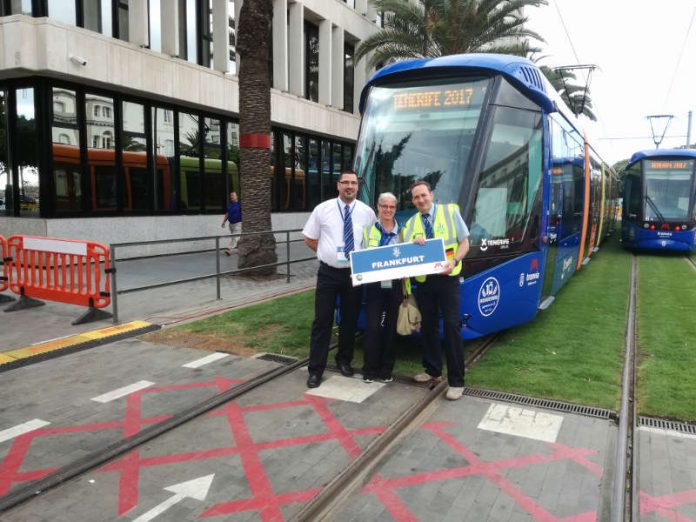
[446,386,464,400]
[362,375,374,383]
[413,372,443,383]
[224,249,231,256]
[378,375,394,383]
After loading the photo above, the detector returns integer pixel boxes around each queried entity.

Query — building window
[149,0,161,51]
[117,0,129,41]
[199,0,213,67]
[152,106,175,211]
[122,100,149,212]
[81,0,111,35]
[16,88,39,217]
[0,88,11,215]
[179,112,201,211]
[48,0,76,25]
[228,0,236,73]
[185,0,197,64]
[86,93,116,211]
[344,42,355,113]
[5,0,32,15]
[305,21,319,103]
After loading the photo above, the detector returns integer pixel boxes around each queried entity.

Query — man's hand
[440,259,456,276]
[413,237,426,245]
[221,223,225,228]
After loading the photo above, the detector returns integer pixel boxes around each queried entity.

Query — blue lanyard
[337,200,353,224]
[377,222,397,247]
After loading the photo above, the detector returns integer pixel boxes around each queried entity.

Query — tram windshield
[642,159,695,221]
[355,78,490,213]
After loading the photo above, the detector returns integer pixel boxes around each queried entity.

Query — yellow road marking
[0,321,154,365]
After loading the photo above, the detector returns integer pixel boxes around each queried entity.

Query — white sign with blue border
[349,238,447,286]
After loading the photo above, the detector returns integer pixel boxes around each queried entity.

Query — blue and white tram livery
[354,54,618,339]
[621,149,696,252]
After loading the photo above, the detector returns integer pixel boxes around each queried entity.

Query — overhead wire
[663,5,696,111]
[552,0,616,160]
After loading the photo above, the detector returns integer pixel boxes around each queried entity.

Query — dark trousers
[363,281,403,379]
[416,275,464,387]
[308,262,362,376]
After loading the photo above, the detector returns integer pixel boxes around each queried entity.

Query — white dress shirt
[303,198,376,268]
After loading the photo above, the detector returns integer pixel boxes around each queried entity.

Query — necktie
[343,204,354,254]
[422,213,434,239]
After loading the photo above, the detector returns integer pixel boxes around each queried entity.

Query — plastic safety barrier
[5,235,112,324]
[0,235,14,303]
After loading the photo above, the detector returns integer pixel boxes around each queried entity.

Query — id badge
[380,280,392,289]
[336,246,348,263]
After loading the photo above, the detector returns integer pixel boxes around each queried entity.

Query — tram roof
[359,53,556,114]
[629,149,696,165]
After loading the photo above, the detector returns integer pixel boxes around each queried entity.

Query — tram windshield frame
[355,77,490,217]
[641,158,696,222]
[356,75,544,258]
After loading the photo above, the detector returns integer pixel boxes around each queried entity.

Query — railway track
[612,255,638,521]
[0,332,499,516]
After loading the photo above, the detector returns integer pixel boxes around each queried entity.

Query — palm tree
[355,0,547,69]
[237,0,277,273]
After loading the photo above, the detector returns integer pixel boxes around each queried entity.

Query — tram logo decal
[478,277,501,317]
[392,246,401,257]
[479,238,510,252]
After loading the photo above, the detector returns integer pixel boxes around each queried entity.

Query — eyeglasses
[338,181,359,186]
[379,204,396,209]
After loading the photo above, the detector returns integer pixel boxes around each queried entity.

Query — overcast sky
[526,0,696,165]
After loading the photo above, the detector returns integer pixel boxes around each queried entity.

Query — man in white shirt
[302,170,376,388]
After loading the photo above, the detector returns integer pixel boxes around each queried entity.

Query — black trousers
[363,281,403,379]
[308,262,362,376]
[415,275,464,387]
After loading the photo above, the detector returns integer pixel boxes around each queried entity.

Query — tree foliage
[355,0,548,68]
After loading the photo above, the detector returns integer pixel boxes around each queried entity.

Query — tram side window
[469,107,542,247]
[623,165,641,218]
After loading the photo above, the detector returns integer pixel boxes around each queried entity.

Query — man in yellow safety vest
[401,180,470,400]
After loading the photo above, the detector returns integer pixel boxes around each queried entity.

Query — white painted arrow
[132,474,215,522]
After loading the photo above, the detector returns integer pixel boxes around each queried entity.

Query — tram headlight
[643,223,649,229]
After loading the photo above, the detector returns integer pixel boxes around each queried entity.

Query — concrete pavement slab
[1,367,429,522]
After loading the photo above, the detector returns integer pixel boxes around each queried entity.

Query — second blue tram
[621,149,696,251]
[354,54,618,339]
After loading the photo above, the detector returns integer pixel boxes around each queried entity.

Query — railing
[0,235,14,303]
[109,229,316,324]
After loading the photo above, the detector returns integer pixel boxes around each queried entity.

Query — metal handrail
[109,228,314,324]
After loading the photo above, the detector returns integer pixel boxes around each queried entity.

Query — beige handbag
[396,280,421,335]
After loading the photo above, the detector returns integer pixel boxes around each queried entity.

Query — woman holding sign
[359,192,403,383]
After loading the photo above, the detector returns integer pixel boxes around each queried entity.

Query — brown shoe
[413,372,443,383]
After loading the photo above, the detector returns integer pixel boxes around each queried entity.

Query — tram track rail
[612,254,638,522]
[0,331,499,517]
[289,333,501,522]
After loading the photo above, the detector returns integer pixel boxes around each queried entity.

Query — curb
[0,321,161,373]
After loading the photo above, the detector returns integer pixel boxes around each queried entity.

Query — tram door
[542,116,586,298]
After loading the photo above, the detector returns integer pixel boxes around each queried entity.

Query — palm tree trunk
[237,0,277,274]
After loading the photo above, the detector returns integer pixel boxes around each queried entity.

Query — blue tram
[621,149,696,251]
[354,54,618,339]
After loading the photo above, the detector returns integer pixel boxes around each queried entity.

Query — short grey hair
[377,192,398,206]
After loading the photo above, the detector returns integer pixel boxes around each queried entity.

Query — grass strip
[636,254,696,421]
[468,235,631,411]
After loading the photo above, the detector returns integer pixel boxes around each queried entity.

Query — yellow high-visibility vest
[402,203,463,282]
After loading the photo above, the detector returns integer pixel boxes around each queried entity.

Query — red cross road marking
[0,376,242,500]
[361,421,604,522]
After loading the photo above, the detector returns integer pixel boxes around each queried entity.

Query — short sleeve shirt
[303,198,377,268]
[421,203,470,242]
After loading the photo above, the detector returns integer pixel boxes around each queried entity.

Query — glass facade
[0,81,353,217]
[0,88,10,215]
[305,21,319,103]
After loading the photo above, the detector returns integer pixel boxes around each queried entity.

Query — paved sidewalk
[1,246,318,352]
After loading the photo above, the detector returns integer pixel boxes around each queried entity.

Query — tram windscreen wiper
[645,194,667,222]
